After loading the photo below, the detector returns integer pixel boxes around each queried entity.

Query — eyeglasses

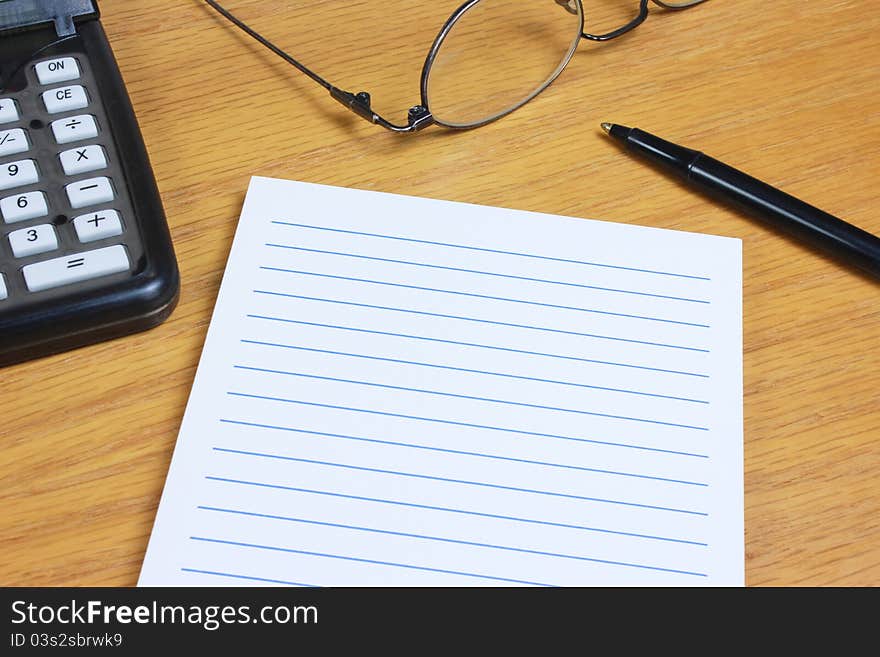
[205,0,709,133]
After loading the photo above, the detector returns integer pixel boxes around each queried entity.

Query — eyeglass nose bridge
[580,0,650,42]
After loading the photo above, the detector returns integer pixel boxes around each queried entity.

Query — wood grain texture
[1,0,878,586]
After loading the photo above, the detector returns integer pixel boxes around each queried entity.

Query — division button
[35,57,81,85]
[50,114,98,144]
[22,245,130,293]
[73,209,123,243]
[65,176,114,209]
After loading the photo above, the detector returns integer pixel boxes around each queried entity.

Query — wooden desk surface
[2,0,878,586]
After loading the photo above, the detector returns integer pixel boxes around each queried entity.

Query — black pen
[601,123,880,280]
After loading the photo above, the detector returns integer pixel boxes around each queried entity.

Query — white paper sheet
[140,177,743,586]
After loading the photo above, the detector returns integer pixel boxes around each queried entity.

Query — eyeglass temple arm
[580,0,649,42]
[203,0,433,132]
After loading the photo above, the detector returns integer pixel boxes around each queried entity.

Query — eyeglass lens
[425,0,584,128]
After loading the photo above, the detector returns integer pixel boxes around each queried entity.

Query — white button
[23,245,129,292]
[0,98,18,124]
[73,209,123,243]
[0,273,7,300]
[9,223,58,258]
[0,159,39,191]
[42,85,89,114]
[0,128,28,157]
[65,176,114,209]
[51,114,98,144]
[59,144,107,176]
[1,191,48,223]
[35,57,80,85]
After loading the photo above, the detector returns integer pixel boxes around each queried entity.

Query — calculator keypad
[51,113,98,144]
[66,176,114,208]
[42,85,89,114]
[34,57,81,85]
[9,224,57,258]
[0,159,39,190]
[0,98,18,124]
[22,245,129,293]
[0,52,138,307]
[73,209,123,243]
[1,191,48,223]
[0,128,28,157]
[59,145,107,176]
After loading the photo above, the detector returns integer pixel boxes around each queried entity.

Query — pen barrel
[688,155,880,279]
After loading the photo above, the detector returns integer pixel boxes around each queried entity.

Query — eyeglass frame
[204,0,709,133]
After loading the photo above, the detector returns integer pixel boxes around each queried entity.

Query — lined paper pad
[140,177,743,587]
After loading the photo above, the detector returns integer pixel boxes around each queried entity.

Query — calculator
[0,0,179,366]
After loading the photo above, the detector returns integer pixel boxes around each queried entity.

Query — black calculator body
[0,0,179,366]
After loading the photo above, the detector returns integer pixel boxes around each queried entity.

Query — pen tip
[600,122,613,134]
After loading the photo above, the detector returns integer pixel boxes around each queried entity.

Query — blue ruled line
[181,567,318,587]
[190,536,553,586]
[269,221,712,281]
[218,418,708,487]
[211,446,708,516]
[259,267,709,328]
[239,340,709,404]
[246,314,710,379]
[205,476,708,546]
[225,391,709,458]
[265,243,712,306]
[232,366,709,432]
[251,290,710,353]
[198,506,708,578]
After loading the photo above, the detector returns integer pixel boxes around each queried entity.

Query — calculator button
[1,191,48,223]
[0,273,6,300]
[0,128,28,157]
[66,176,114,209]
[73,209,123,243]
[22,244,129,293]
[9,224,58,258]
[59,145,107,176]
[42,85,89,114]
[0,159,39,191]
[51,114,98,144]
[35,57,80,85]
[0,98,18,124]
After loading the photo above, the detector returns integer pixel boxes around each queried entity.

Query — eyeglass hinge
[329,86,433,133]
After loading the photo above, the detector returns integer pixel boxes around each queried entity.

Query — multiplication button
[0,128,28,157]
[50,114,98,144]
[66,177,114,208]
[59,144,107,176]
[73,209,123,243]
[1,191,48,223]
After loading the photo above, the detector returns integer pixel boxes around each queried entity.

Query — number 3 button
[9,223,58,258]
